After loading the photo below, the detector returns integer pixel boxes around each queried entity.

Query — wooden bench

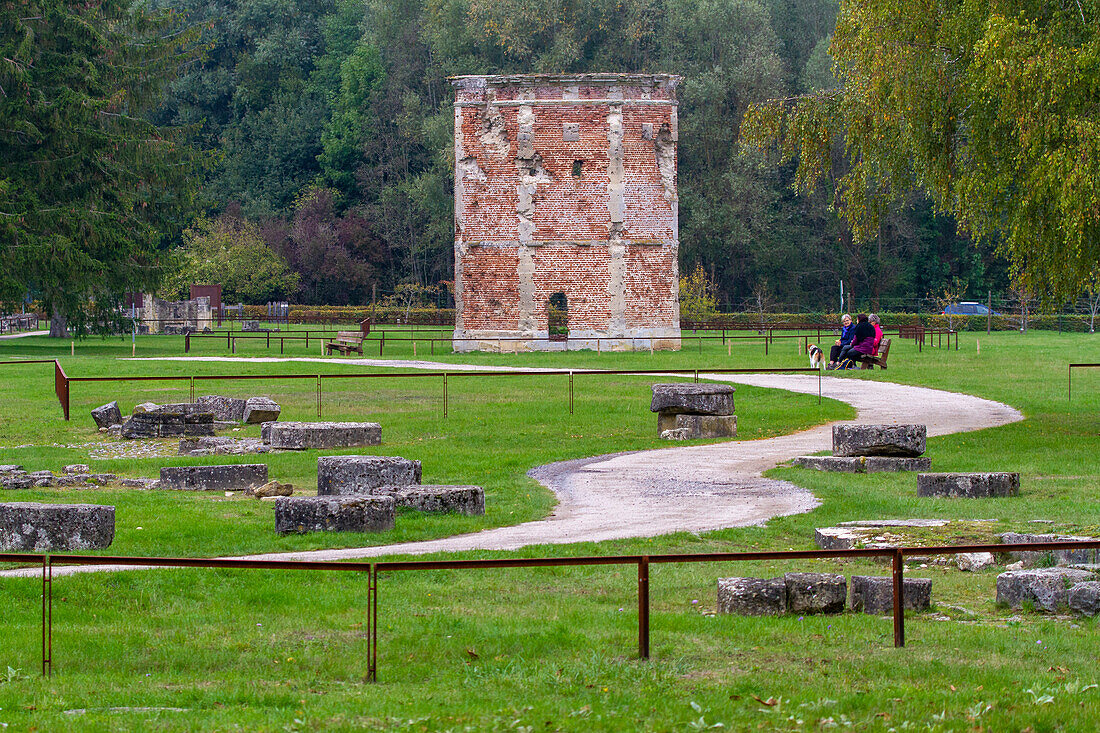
[325,331,364,356]
[859,338,891,370]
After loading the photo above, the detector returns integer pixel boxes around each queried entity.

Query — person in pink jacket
[869,313,883,356]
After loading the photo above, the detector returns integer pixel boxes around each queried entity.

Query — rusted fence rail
[4,538,1097,680]
[1068,363,1100,400]
[52,366,823,421]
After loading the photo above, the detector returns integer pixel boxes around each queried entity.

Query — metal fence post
[892,549,905,648]
[41,555,52,676]
[443,373,448,419]
[370,565,379,682]
[638,557,650,660]
[316,375,322,417]
[569,371,574,415]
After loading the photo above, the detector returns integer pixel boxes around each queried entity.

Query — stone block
[1,473,32,490]
[917,472,1019,498]
[28,471,54,487]
[317,456,420,495]
[132,402,160,414]
[849,576,932,614]
[394,485,484,515]
[274,495,395,534]
[121,408,215,439]
[716,577,786,616]
[243,397,280,424]
[249,481,293,498]
[159,464,268,491]
[832,424,926,457]
[863,457,932,472]
[261,421,275,444]
[196,395,247,423]
[0,502,115,550]
[64,464,90,474]
[999,532,1098,566]
[91,401,122,428]
[659,428,691,440]
[996,568,1097,612]
[793,456,867,473]
[0,465,24,474]
[795,456,931,473]
[657,413,736,439]
[269,422,382,450]
[650,383,736,415]
[1068,582,1100,616]
[784,572,846,614]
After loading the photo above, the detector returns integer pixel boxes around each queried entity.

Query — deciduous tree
[743,0,1100,302]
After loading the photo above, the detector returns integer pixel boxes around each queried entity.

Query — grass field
[1,328,1099,731]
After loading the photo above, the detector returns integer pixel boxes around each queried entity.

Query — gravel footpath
[0,363,1022,577]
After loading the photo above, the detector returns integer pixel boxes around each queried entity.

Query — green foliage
[165,216,300,303]
[0,0,206,335]
[743,0,1100,302]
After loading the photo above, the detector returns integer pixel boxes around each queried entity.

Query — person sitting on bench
[827,313,854,369]
[836,314,876,368]
[868,313,883,356]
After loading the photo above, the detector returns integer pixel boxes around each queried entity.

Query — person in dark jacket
[836,314,875,367]
[827,313,853,369]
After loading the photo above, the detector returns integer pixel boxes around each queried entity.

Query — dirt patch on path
[0,366,1022,578]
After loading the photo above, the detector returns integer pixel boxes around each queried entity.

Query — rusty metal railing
[53,366,823,421]
[1068,363,1100,400]
[5,538,1097,680]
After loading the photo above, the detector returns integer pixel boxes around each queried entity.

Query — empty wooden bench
[325,331,364,356]
[859,338,891,370]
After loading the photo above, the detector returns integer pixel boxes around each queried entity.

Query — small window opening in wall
[572,160,583,177]
[548,292,568,341]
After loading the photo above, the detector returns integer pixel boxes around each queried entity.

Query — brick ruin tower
[450,73,682,352]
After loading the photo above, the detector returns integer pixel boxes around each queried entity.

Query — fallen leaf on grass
[750,695,777,707]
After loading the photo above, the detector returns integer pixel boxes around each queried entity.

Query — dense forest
[151,0,1012,310]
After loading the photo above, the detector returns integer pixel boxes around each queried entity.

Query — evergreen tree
[0,0,205,335]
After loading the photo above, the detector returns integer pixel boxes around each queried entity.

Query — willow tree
[742,0,1099,302]
[0,1,205,336]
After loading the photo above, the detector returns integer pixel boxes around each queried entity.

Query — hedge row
[220,304,1097,333]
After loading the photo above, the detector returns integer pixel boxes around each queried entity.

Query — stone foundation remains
[0,502,115,550]
[317,456,422,495]
[120,404,215,439]
[268,422,382,450]
[274,495,395,534]
[159,464,269,491]
[849,576,932,614]
[917,472,1020,498]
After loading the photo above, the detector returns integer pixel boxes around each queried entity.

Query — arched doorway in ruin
[548,292,568,341]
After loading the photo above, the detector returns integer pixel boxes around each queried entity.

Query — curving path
[0,365,1022,578]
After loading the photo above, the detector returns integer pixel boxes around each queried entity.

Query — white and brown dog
[807,344,825,369]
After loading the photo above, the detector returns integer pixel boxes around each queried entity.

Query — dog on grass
[807,343,825,369]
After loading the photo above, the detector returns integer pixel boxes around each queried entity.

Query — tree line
[4,0,1092,333]
[151,0,1014,310]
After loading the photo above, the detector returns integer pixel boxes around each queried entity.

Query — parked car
[943,301,1000,316]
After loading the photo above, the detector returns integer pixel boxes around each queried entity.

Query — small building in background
[451,73,682,352]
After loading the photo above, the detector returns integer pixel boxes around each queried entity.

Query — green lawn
[1,328,1099,731]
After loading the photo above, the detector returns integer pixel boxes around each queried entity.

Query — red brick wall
[454,75,680,338]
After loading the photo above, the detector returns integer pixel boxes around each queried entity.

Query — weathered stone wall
[452,74,681,352]
[141,294,213,334]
